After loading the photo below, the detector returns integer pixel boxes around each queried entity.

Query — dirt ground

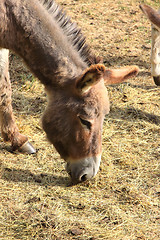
[0,0,160,239]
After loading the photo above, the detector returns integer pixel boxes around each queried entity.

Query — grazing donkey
[140,4,160,86]
[0,0,139,183]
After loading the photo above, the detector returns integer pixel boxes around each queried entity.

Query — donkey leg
[0,48,36,153]
[151,26,160,86]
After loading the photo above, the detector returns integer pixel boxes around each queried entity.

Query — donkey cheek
[53,141,69,159]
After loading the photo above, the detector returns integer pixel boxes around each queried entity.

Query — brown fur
[140,4,160,28]
[0,0,139,181]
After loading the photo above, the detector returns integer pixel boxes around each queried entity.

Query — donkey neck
[0,0,88,86]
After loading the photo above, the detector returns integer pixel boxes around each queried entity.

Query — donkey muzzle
[66,155,101,184]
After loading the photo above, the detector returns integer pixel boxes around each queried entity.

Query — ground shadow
[1,165,71,187]
[103,55,150,69]
[12,91,46,116]
[109,106,160,125]
[124,82,158,90]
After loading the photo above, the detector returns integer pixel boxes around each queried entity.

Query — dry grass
[0,0,160,239]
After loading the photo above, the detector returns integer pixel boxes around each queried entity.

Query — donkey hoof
[153,76,160,86]
[19,141,36,154]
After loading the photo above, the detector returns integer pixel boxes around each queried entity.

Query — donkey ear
[76,64,106,94]
[140,4,160,28]
[103,65,139,85]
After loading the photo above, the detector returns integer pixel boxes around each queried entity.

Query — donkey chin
[65,155,101,184]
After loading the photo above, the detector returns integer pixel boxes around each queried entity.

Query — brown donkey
[140,4,160,86]
[0,0,139,183]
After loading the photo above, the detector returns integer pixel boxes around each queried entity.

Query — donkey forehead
[70,85,109,118]
[47,81,109,116]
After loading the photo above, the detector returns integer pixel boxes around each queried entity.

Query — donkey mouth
[65,155,101,184]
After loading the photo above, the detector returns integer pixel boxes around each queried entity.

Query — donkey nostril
[80,174,88,182]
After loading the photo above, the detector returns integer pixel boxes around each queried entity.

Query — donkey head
[42,64,139,183]
[140,4,160,86]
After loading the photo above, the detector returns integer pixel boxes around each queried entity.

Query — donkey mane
[40,0,100,65]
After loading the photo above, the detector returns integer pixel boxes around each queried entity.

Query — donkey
[0,0,139,183]
[140,4,160,86]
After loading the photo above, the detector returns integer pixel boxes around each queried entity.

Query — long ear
[104,65,139,85]
[140,4,160,28]
[76,64,106,94]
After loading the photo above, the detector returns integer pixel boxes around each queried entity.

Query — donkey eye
[78,116,92,130]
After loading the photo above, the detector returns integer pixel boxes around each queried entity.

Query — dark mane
[40,0,101,65]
